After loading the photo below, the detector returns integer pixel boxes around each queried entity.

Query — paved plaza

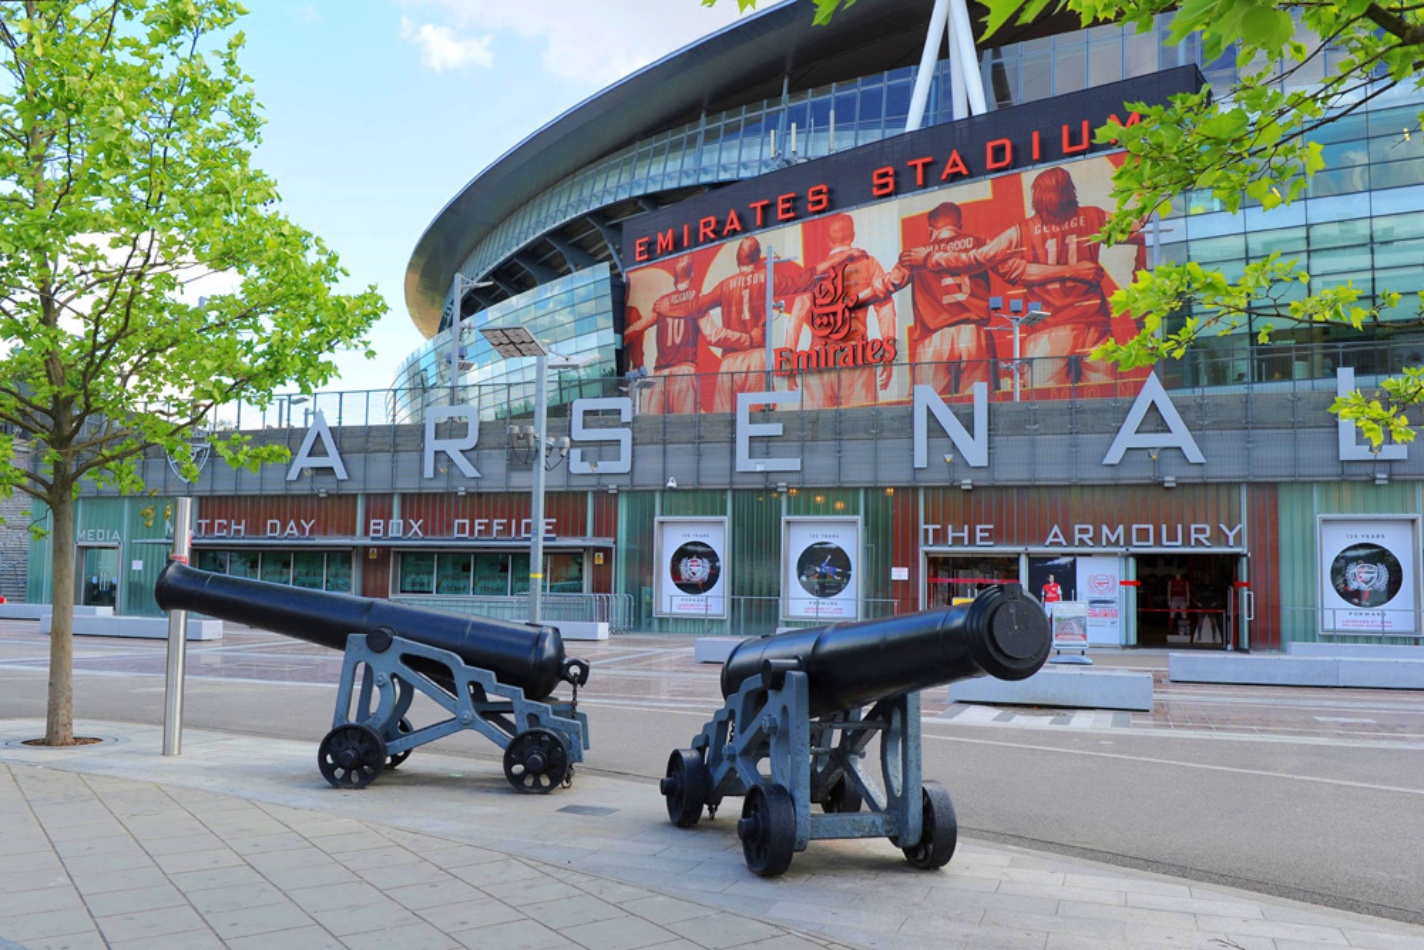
[1,725,1422,948]
[2,625,1423,948]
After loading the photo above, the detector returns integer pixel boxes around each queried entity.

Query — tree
[0,0,385,745]
[704,0,1424,443]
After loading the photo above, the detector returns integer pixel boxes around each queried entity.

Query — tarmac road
[3,623,1423,926]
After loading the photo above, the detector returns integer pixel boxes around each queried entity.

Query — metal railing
[1277,604,1424,646]
[200,335,1424,432]
[394,593,636,634]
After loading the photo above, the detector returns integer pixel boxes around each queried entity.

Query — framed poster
[1318,516,1418,634]
[655,518,728,618]
[783,517,860,621]
[1076,555,1123,645]
[1050,601,1090,651]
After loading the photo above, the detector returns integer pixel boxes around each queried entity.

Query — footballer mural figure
[696,236,816,413]
[974,166,1144,389]
[624,256,756,414]
[866,201,997,397]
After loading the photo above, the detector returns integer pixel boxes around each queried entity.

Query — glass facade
[392,265,618,423]
[415,12,1422,419]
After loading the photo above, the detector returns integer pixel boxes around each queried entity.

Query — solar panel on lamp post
[478,324,551,625]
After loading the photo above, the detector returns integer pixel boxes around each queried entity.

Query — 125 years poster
[656,518,728,617]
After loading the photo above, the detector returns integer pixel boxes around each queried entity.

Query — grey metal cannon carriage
[155,562,590,794]
[660,584,1050,876]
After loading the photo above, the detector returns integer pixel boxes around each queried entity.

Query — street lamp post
[479,324,553,625]
[988,297,1050,402]
[448,274,494,404]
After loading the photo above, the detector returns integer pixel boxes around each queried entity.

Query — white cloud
[398,0,773,84]
[399,15,495,73]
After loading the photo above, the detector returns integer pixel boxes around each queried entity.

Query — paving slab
[0,718,1421,950]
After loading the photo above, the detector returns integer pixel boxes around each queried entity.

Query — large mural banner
[624,153,1149,414]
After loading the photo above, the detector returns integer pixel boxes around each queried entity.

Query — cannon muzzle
[155,561,576,699]
[722,584,1050,716]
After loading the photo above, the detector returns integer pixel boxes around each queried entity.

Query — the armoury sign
[623,67,1202,264]
[280,368,1411,485]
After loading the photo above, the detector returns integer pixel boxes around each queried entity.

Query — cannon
[155,562,590,794]
[660,584,1050,876]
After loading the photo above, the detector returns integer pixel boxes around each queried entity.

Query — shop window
[546,553,584,594]
[326,552,352,593]
[292,551,325,590]
[261,554,291,586]
[399,552,436,594]
[472,554,510,595]
[229,551,260,579]
[436,553,473,595]
[510,553,531,595]
[196,550,226,573]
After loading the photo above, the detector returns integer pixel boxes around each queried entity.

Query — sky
[236,0,778,394]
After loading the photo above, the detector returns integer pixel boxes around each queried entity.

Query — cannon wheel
[737,783,796,877]
[318,724,387,790]
[384,717,414,770]
[902,781,958,870]
[660,748,709,827]
[821,774,863,814]
[502,728,570,794]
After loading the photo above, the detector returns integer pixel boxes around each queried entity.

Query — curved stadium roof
[403,0,1068,339]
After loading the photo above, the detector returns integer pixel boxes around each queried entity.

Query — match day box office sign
[655,518,728,618]
[783,517,861,622]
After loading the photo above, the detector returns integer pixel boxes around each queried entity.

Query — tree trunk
[45,491,75,745]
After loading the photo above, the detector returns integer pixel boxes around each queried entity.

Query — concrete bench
[1169,653,1424,689]
[1286,642,1424,659]
[551,621,609,641]
[694,636,748,664]
[0,604,113,621]
[949,667,1155,711]
[40,613,222,641]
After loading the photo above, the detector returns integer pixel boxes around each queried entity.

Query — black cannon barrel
[721,584,1050,716]
[155,561,572,699]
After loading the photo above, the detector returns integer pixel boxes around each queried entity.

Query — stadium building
[29,0,1424,650]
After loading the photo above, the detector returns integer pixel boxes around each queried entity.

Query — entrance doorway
[1136,553,1236,648]
[925,554,1019,608]
[78,547,119,608]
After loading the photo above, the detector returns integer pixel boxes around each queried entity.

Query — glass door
[79,548,119,607]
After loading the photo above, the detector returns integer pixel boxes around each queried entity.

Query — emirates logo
[809,264,853,341]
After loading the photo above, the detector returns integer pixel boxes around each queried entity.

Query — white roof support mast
[905,0,987,132]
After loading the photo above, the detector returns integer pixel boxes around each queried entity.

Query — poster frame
[655,516,730,619]
[1316,513,1420,635]
[781,515,862,623]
